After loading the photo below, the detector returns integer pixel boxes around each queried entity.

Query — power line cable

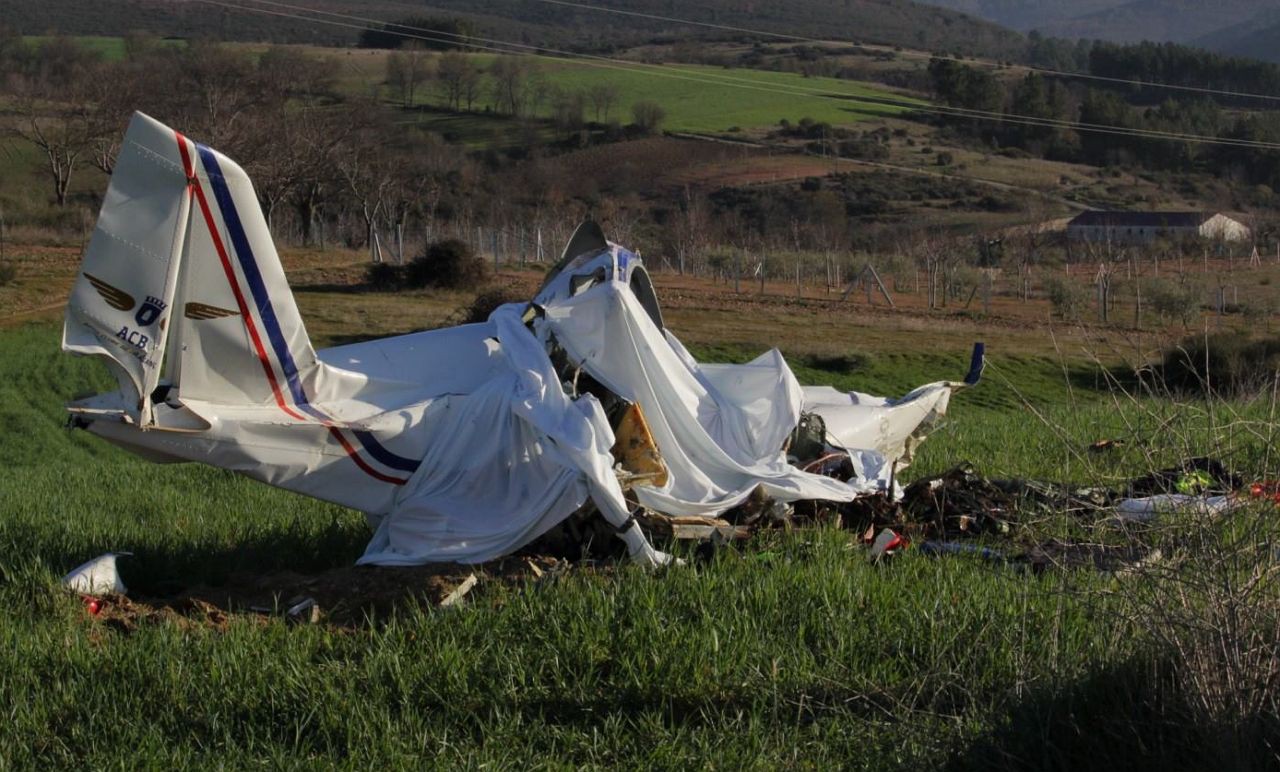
[526,0,1280,104]
[193,0,1280,151]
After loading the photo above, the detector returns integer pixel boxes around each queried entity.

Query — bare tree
[386,44,433,108]
[459,59,482,111]
[916,233,965,310]
[667,186,710,275]
[436,51,464,110]
[336,120,398,260]
[550,87,585,132]
[8,82,95,207]
[586,82,619,123]
[257,45,337,104]
[489,56,531,117]
[288,104,374,246]
[172,42,264,146]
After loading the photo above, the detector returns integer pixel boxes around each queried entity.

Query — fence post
[1134,279,1141,328]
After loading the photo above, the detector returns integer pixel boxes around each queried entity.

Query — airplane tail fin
[63,112,321,423]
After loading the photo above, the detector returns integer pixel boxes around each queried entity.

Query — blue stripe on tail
[198,145,420,474]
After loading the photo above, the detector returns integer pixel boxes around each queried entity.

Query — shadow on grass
[292,281,380,294]
[4,515,367,595]
[6,516,535,628]
[946,658,1278,772]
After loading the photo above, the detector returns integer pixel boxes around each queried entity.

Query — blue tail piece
[963,342,985,386]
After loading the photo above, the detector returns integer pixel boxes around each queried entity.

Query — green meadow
[514,60,918,132]
[382,53,922,133]
[1,321,1276,768]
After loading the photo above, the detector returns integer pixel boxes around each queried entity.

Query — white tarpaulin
[63,112,975,567]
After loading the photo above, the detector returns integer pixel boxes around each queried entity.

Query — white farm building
[1066,211,1251,245]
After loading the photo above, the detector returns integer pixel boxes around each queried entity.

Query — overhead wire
[193,0,1280,151]
[525,0,1280,104]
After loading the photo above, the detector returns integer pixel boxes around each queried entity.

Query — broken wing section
[802,345,983,484]
[62,112,191,424]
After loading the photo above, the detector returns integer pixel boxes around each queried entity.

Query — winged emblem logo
[83,273,135,312]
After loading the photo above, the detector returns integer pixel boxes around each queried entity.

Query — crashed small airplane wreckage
[63,113,982,567]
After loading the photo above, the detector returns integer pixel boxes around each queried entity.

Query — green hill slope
[0,0,1030,60]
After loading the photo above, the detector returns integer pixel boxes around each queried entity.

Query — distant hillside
[921,0,1276,43]
[1194,10,1280,64]
[1049,0,1275,43]
[914,1,1126,33]
[0,0,1031,60]
[0,0,354,43]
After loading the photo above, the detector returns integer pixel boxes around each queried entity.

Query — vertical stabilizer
[64,112,325,422]
[63,112,191,425]
[169,128,321,413]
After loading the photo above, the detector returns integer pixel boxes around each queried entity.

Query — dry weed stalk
[1009,327,1280,764]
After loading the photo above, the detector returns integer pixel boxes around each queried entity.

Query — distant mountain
[913,1,1127,33]
[1194,10,1280,64]
[1,0,1031,60]
[922,0,1278,44]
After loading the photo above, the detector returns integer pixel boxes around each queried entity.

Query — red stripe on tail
[174,130,306,423]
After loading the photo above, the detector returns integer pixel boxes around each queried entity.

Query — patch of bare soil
[82,556,574,633]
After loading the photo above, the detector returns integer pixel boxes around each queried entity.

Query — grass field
[511,60,918,133]
[337,48,921,133]
[20,35,185,61]
[2,294,1278,766]
[0,323,1111,768]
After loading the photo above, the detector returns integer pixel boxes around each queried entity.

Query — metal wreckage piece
[61,112,983,568]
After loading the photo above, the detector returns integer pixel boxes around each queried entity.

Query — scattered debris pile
[63,455,1256,631]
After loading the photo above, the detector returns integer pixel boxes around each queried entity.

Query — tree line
[926,56,1280,197]
[0,33,677,259]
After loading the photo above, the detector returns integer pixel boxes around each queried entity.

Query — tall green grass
[0,324,1269,768]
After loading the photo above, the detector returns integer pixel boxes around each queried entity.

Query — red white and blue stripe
[175,131,420,485]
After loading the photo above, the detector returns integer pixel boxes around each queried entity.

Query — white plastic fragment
[62,552,131,596]
[438,574,478,608]
[1112,494,1238,523]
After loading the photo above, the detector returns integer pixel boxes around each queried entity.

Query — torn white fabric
[803,382,955,488]
[539,272,857,516]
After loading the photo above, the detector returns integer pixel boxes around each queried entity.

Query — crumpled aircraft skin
[62,112,976,567]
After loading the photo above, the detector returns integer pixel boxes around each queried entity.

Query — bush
[1146,278,1200,327]
[0,262,14,287]
[1044,276,1088,320]
[364,261,405,290]
[631,100,666,135]
[404,239,488,290]
[461,286,526,324]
